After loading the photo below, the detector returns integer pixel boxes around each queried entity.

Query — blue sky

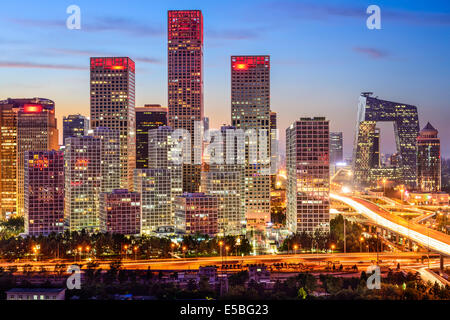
[1,0,449,157]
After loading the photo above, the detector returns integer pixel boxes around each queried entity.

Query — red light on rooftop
[23,104,43,113]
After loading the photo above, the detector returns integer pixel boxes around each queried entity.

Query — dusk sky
[1,0,449,157]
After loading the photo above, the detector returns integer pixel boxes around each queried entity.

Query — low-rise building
[6,288,66,300]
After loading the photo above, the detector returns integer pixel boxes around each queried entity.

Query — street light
[330,244,335,253]
[293,244,298,255]
[78,246,82,261]
[124,245,128,260]
[182,246,187,259]
[382,178,387,196]
[359,237,364,253]
[133,246,138,260]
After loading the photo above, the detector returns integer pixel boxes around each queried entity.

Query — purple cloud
[0,61,85,70]
[353,47,389,59]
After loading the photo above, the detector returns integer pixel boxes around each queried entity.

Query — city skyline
[1,1,450,157]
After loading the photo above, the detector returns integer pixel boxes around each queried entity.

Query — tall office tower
[353,93,419,188]
[17,99,59,216]
[175,193,218,236]
[64,136,101,232]
[369,128,380,168]
[90,127,121,193]
[231,55,271,224]
[168,10,204,193]
[135,104,168,169]
[201,125,245,235]
[24,150,64,236]
[99,189,141,235]
[203,117,209,132]
[0,99,19,218]
[148,126,183,221]
[134,169,172,234]
[417,122,441,192]
[90,57,136,190]
[286,117,330,234]
[329,132,343,165]
[63,114,89,144]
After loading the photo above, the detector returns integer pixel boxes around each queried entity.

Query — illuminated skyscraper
[201,125,245,235]
[135,105,168,169]
[134,168,172,234]
[231,55,271,224]
[175,193,218,236]
[417,122,441,192]
[353,93,419,188]
[63,114,89,144]
[64,136,101,232]
[90,57,136,190]
[0,99,19,218]
[24,150,64,236]
[148,126,182,225]
[90,127,121,193]
[286,117,330,234]
[17,99,59,216]
[99,189,141,235]
[168,10,204,193]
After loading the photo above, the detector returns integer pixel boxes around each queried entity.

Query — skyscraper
[90,127,121,193]
[353,93,419,188]
[0,99,18,218]
[17,99,59,216]
[148,126,182,225]
[134,168,172,234]
[24,150,64,236]
[201,125,245,235]
[135,104,168,169]
[99,189,141,235]
[231,55,271,224]
[63,114,89,144]
[417,122,441,192]
[329,132,343,165]
[168,10,204,193]
[90,57,136,190]
[64,136,101,232]
[286,117,330,234]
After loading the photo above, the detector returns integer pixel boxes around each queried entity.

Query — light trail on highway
[331,193,450,256]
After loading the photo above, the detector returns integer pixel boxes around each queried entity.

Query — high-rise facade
[417,122,441,192]
[353,93,419,188]
[99,189,141,235]
[0,99,18,218]
[286,117,330,234]
[24,150,64,236]
[90,127,121,193]
[135,105,168,169]
[17,99,59,216]
[64,136,101,232]
[329,132,343,165]
[168,10,204,193]
[90,57,136,190]
[175,193,218,236]
[231,55,271,223]
[134,168,172,234]
[63,114,89,144]
[148,126,182,225]
[201,125,245,235]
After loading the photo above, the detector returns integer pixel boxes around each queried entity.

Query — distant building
[175,193,218,236]
[17,99,59,216]
[99,189,141,235]
[24,150,65,236]
[406,191,448,206]
[417,122,441,192]
[286,117,330,234]
[6,288,66,300]
[329,132,343,165]
[63,114,89,144]
[135,105,168,169]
